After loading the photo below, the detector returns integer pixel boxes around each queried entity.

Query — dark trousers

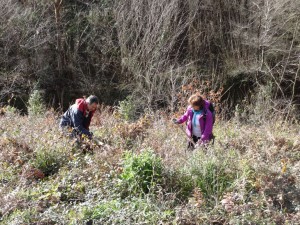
[188,135,201,149]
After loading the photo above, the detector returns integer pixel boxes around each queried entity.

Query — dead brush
[0,107,5,115]
[0,190,26,219]
[21,164,45,180]
[0,136,32,165]
[93,146,123,171]
[91,104,114,127]
[259,172,300,213]
[78,135,112,155]
[76,136,99,154]
[220,192,244,213]
[141,117,188,167]
[115,114,152,140]
[174,78,223,119]
[188,188,205,208]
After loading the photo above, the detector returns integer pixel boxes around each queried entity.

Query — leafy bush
[31,148,66,176]
[118,149,163,196]
[27,90,45,116]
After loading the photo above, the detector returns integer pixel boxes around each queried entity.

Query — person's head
[86,95,99,111]
[188,94,204,111]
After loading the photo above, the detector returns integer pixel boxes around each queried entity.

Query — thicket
[0,0,299,118]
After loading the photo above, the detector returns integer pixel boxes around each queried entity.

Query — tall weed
[118,148,163,196]
[184,150,237,202]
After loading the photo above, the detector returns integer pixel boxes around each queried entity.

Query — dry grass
[0,108,299,224]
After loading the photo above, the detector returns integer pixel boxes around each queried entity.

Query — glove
[172,118,179,124]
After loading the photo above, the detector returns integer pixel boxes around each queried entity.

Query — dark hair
[188,94,204,109]
[86,95,99,105]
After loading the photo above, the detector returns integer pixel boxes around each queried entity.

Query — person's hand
[172,118,179,124]
[195,140,203,148]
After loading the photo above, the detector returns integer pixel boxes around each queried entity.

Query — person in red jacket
[60,95,98,139]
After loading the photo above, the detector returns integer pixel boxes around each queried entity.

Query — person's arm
[201,110,213,142]
[83,111,95,129]
[176,107,191,124]
[71,107,91,136]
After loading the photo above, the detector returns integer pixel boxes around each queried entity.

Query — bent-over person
[60,95,98,140]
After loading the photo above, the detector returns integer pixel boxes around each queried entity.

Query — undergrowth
[0,107,299,224]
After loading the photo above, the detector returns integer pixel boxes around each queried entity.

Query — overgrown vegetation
[0,0,300,224]
[0,105,299,224]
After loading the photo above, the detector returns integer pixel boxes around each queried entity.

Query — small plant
[241,162,258,193]
[28,90,45,116]
[118,96,137,121]
[31,148,65,176]
[119,148,163,196]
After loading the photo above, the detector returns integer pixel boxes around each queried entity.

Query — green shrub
[31,148,65,176]
[119,149,163,196]
[28,90,45,116]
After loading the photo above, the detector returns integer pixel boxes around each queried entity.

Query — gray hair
[86,95,99,105]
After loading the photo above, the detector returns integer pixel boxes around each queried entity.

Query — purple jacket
[177,100,213,142]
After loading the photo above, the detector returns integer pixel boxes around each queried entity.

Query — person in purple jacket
[173,94,214,149]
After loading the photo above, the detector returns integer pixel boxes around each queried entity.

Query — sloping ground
[0,108,299,224]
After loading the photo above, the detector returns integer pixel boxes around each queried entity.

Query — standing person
[173,94,214,149]
[60,95,98,139]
